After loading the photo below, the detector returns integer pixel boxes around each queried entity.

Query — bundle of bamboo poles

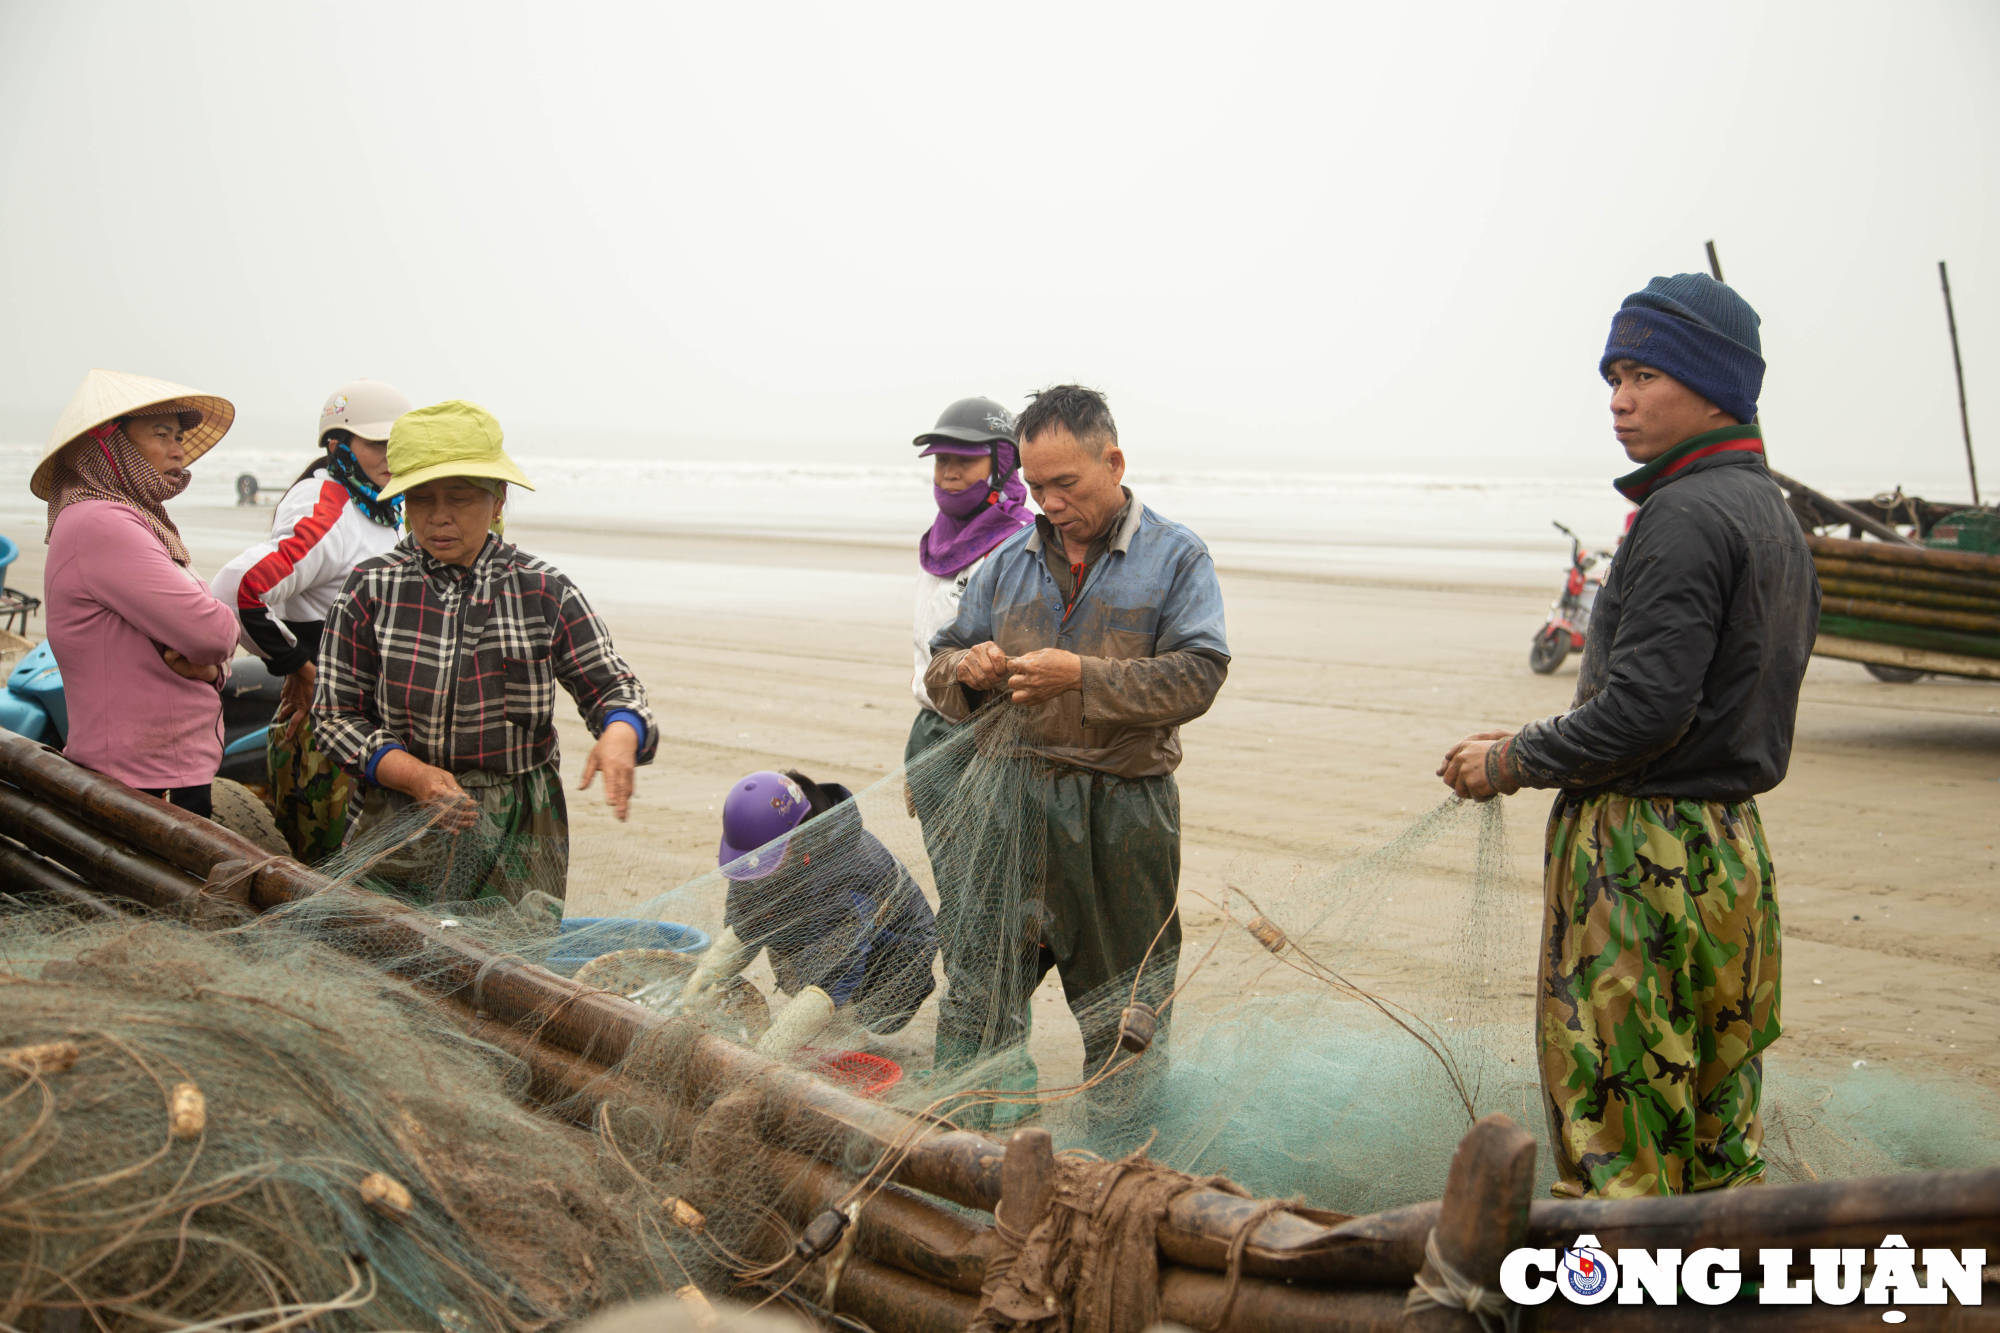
[1808,532,2000,678]
[0,730,1996,1332]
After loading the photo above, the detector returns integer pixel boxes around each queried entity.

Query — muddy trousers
[939,761,1182,1138]
[1540,793,1782,1198]
[908,710,1035,1076]
[343,764,570,923]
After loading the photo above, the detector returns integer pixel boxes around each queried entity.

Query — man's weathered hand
[956,641,1012,691]
[1438,730,1516,801]
[1006,649,1083,705]
[580,719,640,822]
[277,661,316,743]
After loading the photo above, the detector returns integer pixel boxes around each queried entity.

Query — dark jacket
[1510,427,1820,802]
[723,784,939,1031]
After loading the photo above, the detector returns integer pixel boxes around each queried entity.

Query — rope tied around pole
[972,1148,1256,1333]
[1403,1227,1518,1333]
[1211,1195,1295,1329]
[199,855,291,921]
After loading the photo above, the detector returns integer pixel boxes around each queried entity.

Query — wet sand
[5,500,1997,1092]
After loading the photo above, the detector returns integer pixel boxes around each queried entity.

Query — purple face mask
[933,482,992,518]
[920,443,1033,577]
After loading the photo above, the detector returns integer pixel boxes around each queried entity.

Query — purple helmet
[718,770,812,881]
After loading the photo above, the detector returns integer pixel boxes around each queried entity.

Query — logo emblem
[984,411,1014,432]
[1558,1237,1617,1304]
[323,394,349,420]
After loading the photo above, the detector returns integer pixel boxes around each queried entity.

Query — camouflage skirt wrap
[1539,793,1782,1198]
[343,765,569,922]
[267,716,352,865]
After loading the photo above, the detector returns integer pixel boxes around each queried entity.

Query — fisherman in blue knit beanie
[1436,269,1821,1199]
[1600,272,1765,429]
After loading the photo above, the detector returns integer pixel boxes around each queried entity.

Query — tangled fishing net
[0,911,671,1332]
[3,702,1997,1329]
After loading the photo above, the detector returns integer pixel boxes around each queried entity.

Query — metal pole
[1939,261,1981,507]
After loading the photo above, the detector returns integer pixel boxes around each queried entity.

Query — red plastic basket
[809,1050,903,1099]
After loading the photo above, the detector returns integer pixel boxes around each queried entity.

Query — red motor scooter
[1529,521,1614,674]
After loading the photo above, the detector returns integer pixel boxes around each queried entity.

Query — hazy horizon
[2,1,1995,494]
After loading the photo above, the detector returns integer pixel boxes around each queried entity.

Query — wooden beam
[1403,1114,1537,1331]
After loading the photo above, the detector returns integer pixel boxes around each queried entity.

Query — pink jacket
[44,501,241,790]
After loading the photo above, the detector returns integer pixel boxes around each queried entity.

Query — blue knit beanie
[1599,273,1765,424]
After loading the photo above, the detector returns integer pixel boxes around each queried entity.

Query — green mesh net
[2,701,1996,1329]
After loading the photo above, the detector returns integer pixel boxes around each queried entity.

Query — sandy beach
[3,494,1997,1116]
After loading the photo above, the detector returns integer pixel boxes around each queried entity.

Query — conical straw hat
[33,368,236,500]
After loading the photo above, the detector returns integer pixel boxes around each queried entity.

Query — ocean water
[0,442,1956,598]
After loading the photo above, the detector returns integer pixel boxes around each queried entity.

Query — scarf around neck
[45,423,192,565]
[328,441,402,528]
[1613,423,1765,503]
[918,443,1033,578]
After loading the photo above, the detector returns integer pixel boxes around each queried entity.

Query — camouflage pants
[343,765,569,921]
[1539,793,1782,1198]
[267,715,352,865]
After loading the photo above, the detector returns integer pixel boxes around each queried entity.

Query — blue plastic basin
[545,917,711,976]
[223,726,270,757]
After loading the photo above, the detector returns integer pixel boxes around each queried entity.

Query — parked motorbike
[1529,520,1614,674]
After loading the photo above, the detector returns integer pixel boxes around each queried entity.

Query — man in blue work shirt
[925,384,1229,1132]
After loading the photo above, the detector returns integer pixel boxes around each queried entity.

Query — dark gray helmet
[913,397,1017,450]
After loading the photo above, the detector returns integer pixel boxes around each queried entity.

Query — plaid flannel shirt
[313,535,658,779]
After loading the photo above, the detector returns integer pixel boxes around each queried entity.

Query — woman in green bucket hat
[311,401,656,915]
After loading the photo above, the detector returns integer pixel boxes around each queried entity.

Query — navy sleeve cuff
[364,743,407,786]
[604,709,647,743]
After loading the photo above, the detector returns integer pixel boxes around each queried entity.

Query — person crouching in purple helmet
[681,769,938,1057]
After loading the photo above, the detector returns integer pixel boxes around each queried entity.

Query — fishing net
[0,909,673,1333]
[4,700,1999,1329]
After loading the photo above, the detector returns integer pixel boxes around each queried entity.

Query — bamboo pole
[803,1258,979,1333]
[999,1127,1057,1237]
[1818,594,2000,636]
[1812,632,2000,682]
[1403,1115,1536,1331]
[0,784,204,912]
[0,837,124,918]
[1773,472,1921,546]
[1808,531,2000,576]
[1941,260,1981,508]
[1812,554,2000,598]
[1818,576,2000,615]
[1158,1270,1409,1332]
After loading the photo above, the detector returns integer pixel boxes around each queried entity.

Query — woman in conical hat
[37,369,242,816]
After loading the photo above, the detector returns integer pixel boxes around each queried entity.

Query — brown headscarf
[43,422,193,565]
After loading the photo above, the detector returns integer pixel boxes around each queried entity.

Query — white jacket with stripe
[210,468,402,676]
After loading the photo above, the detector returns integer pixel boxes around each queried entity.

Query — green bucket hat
[378,400,536,501]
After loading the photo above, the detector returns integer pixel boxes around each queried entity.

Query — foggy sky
[2,0,1995,491]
